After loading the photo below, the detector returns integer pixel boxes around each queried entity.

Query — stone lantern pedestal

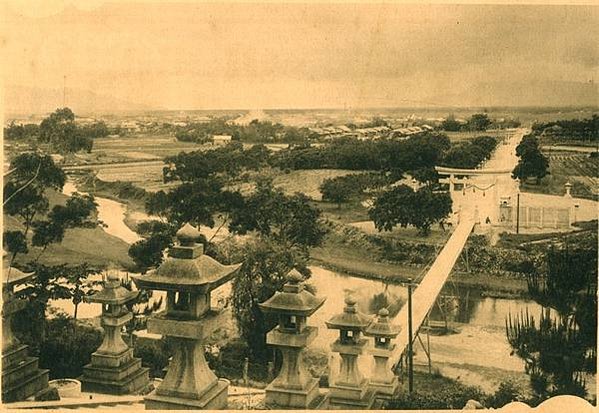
[2,259,51,403]
[259,269,326,409]
[326,296,375,410]
[132,224,241,410]
[80,274,149,395]
[364,308,400,399]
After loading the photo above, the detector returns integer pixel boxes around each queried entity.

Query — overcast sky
[2,2,597,110]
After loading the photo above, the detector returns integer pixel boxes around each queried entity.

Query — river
[55,181,590,393]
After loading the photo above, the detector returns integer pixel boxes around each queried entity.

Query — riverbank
[310,248,529,299]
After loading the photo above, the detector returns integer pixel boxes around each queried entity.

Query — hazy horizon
[3,2,598,114]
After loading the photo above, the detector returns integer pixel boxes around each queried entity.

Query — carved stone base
[369,376,400,399]
[144,378,229,410]
[265,377,321,409]
[80,348,149,395]
[1,345,49,403]
[328,380,376,410]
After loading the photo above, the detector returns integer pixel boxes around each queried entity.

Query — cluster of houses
[308,124,435,141]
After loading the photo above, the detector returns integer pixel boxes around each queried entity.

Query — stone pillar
[2,260,51,403]
[364,308,400,399]
[132,223,241,410]
[326,296,375,409]
[259,270,326,409]
[449,174,455,192]
[80,274,149,395]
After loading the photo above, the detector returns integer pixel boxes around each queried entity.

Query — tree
[506,236,597,403]
[128,221,177,272]
[230,238,311,360]
[441,115,462,132]
[14,263,98,344]
[467,113,492,131]
[39,108,93,153]
[512,135,549,183]
[229,178,326,249]
[320,177,354,207]
[369,185,452,235]
[3,153,82,264]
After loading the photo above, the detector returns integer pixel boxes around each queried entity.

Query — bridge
[385,128,528,379]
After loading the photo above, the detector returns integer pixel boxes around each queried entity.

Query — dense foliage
[38,316,103,379]
[506,233,597,402]
[4,153,97,263]
[511,135,549,183]
[229,179,326,248]
[369,185,452,235]
[230,239,311,360]
[440,136,498,169]
[532,115,598,142]
[173,118,312,143]
[320,172,393,206]
[274,133,450,177]
[14,313,103,379]
[385,372,487,409]
[466,113,492,131]
[5,108,111,152]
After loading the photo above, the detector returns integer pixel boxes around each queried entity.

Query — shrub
[486,379,528,408]
[37,315,103,379]
[206,340,270,383]
[133,337,173,378]
[386,381,487,409]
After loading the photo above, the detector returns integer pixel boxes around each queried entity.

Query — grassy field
[521,151,598,199]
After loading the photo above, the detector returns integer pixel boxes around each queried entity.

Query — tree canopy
[467,113,492,131]
[369,185,452,235]
[39,108,93,153]
[512,135,549,183]
[229,179,326,249]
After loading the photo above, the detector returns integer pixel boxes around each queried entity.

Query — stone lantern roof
[364,308,400,338]
[259,269,325,316]
[2,251,34,288]
[131,224,241,293]
[326,295,371,331]
[87,273,138,305]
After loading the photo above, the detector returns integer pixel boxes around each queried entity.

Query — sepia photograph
[1,1,597,411]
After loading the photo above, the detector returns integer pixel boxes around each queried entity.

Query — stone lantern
[564,181,572,197]
[325,295,375,409]
[258,269,326,409]
[364,308,400,397]
[2,254,50,402]
[132,223,241,410]
[80,273,149,394]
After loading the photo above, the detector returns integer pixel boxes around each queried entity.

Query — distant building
[213,135,232,145]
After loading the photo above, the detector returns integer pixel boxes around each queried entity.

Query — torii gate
[435,166,514,225]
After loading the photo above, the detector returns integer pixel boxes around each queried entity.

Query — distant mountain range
[3,80,597,117]
[3,85,154,117]
[430,80,597,108]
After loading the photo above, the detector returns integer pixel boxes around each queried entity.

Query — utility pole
[407,277,414,394]
[516,192,520,234]
[63,75,67,107]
